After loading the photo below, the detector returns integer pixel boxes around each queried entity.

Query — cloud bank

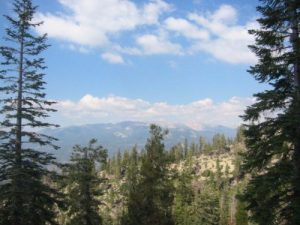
[36,1,257,64]
[55,95,255,130]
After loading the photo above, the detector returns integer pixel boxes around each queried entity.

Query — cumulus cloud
[136,33,182,55]
[211,4,237,24]
[36,1,257,64]
[36,0,172,47]
[186,5,258,64]
[164,4,257,64]
[164,17,209,40]
[55,94,255,129]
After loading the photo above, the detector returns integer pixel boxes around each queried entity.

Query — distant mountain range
[42,121,236,161]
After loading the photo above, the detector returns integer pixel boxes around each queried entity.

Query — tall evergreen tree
[172,169,194,225]
[212,133,227,153]
[64,139,107,225]
[193,184,220,225]
[241,0,300,224]
[121,147,140,225]
[0,1,61,224]
[199,136,207,153]
[123,125,174,225]
[183,138,188,158]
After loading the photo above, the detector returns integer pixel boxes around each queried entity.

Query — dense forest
[0,0,299,225]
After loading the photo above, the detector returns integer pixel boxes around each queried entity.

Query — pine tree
[193,184,220,225]
[188,142,198,159]
[219,188,230,225]
[235,126,245,144]
[241,0,300,224]
[215,158,230,225]
[172,169,194,225]
[123,125,174,225]
[170,143,184,162]
[199,136,207,153]
[64,139,107,225]
[121,147,140,225]
[183,138,188,159]
[0,1,61,224]
[212,133,227,153]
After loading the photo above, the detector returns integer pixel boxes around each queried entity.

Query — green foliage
[216,158,231,225]
[188,142,198,159]
[219,189,230,225]
[241,0,300,224]
[122,124,174,225]
[183,138,188,158]
[0,1,61,224]
[212,133,227,153]
[104,130,248,225]
[199,136,207,152]
[121,147,140,225]
[169,143,184,162]
[173,169,194,225]
[63,139,107,225]
[202,169,212,177]
[236,199,248,225]
[193,185,220,225]
[235,126,245,144]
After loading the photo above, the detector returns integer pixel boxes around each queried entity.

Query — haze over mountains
[43,121,236,161]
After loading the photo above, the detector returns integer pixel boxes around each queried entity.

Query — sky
[0,0,267,130]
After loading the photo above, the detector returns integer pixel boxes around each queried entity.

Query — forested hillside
[101,126,247,225]
[55,125,248,225]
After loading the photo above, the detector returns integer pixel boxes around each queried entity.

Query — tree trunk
[13,15,25,225]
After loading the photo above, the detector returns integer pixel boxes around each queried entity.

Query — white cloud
[101,52,125,64]
[136,33,182,55]
[36,12,108,47]
[55,94,255,129]
[211,4,237,24]
[142,0,172,24]
[36,1,257,64]
[164,17,209,40]
[186,5,257,64]
[162,4,257,64]
[36,0,172,47]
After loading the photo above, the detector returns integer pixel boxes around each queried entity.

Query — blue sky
[0,0,266,129]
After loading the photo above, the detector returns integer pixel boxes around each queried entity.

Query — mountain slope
[43,121,236,161]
